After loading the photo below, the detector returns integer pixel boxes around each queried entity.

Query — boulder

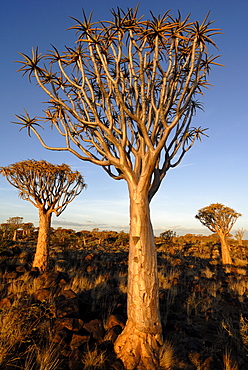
[0,297,13,308]
[55,317,84,332]
[83,319,104,342]
[56,298,80,318]
[105,314,125,330]
[104,325,122,344]
[70,329,90,348]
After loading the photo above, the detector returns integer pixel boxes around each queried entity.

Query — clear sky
[1,0,248,237]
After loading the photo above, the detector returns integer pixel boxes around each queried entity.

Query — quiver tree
[14,7,221,369]
[196,203,241,265]
[6,216,23,241]
[21,222,35,238]
[0,160,85,272]
[234,228,245,246]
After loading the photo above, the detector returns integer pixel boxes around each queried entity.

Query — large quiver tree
[0,160,85,272]
[196,203,241,265]
[14,7,221,369]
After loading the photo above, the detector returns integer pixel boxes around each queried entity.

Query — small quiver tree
[2,216,23,241]
[234,228,245,247]
[14,7,222,369]
[195,203,241,265]
[0,160,86,272]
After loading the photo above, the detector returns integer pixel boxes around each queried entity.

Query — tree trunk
[114,186,162,369]
[32,209,52,273]
[219,232,232,265]
[12,229,17,242]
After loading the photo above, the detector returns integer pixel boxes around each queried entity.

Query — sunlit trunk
[219,232,232,265]
[32,209,52,273]
[12,229,17,242]
[114,186,162,370]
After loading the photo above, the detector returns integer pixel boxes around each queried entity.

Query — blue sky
[1,0,248,237]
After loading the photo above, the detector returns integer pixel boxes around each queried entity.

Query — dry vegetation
[0,227,247,369]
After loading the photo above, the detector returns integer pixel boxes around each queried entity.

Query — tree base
[114,323,162,370]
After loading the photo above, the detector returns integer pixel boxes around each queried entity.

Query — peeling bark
[114,186,162,369]
[32,209,51,272]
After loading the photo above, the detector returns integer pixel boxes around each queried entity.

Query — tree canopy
[0,160,85,216]
[195,203,241,236]
[15,6,222,201]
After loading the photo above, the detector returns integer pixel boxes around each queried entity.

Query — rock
[201,355,223,370]
[0,297,13,308]
[70,329,90,348]
[55,317,84,332]
[16,265,29,273]
[33,288,53,302]
[105,314,125,330]
[56,298,80,318]
[36,271,69,289]
[58,289,77,300]
[83,319,105,342]
[104,325,122,344]
[51,328,68,345]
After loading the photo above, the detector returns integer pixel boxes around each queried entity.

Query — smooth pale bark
[32,209,52,272]
[218,232,232,265]
[12,229,17,242]
[114,186,162,370]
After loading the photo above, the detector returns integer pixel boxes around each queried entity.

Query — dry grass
[159,340,177,369]
[81,347,107,369]
[240,314,248,349]
[6,272,44,296]
[23,341,62,370]
[0,300,36,368]
[117,271,128,294]
[228,277,248,302]
[223,349,239,370]
[65,272,94,294]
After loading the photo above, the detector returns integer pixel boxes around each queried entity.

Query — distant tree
[234,228,245,246]
[51,227,77,249]
[0,160,86,272]
[196,203,241,265]
[6,216,23,241]
[160,230,176,243]
[14,7,221,368]
[21,222,34,238]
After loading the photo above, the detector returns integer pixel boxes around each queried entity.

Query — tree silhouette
[0,160,85,272]
[14,7,221,368]
[195,203,241,265]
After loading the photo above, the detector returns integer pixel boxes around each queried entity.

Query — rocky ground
[0,238,247,369]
